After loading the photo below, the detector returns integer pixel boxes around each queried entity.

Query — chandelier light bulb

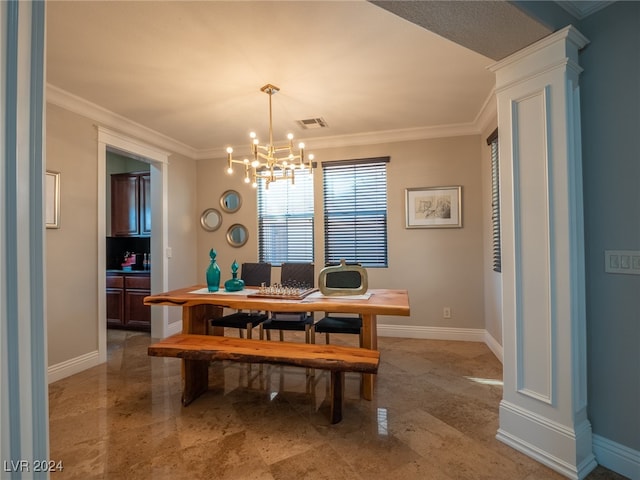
[227,167,233,174]
[225,83,315,187]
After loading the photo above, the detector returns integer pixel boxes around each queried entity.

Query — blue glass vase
[206,249,221,292]
[224,259,245,292]
[224,260,244,292]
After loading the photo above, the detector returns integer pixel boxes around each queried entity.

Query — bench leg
[330,371,344,424]
[182,359,209,406]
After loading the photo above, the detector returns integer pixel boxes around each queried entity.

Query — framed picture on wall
[46,171,60,228]
[405,186,462,228]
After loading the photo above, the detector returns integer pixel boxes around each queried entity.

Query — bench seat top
[148,333,379,374]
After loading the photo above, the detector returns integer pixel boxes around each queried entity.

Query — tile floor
[48,330,626,479]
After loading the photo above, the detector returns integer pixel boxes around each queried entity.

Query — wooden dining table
[144,286,410,400]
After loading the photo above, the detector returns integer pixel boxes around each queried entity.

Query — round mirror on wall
[226,224,248,247]
[220,190,242,213]
[200,208,222,232]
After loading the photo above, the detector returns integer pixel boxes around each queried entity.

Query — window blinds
[322,158,389,268]
[487,129,501,273]
[257,169,314,265]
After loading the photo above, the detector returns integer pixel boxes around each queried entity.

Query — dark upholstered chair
[261,263,315,342]
[312,264,363,346]
[210,262,271,339]
[313,316,363,346]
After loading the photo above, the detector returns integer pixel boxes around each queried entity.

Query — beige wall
[166,152,199,324]
[196,158,261,280]
[197,135,486,330]
[46,104,100,365]
[45,103,198,365]
[480,116,502,345]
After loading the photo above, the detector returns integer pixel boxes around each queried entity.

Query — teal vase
[224,259,245,292]
[206,249,221,292]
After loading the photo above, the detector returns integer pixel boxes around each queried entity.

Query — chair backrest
[241,262,271,286]
[280,263,314,288]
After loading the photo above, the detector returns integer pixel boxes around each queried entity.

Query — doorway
[97,126,171,364]
[106,150,151,332]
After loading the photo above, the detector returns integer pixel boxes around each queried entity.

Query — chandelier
[225,84,314,188]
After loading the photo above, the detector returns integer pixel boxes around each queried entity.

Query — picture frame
[46,171,60,229]
[405,186,462,228]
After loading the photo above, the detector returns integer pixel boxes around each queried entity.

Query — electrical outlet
[443,307,451,319]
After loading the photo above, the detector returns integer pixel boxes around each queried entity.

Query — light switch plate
[605,250,640,275]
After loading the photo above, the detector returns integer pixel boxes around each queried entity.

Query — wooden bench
[147,333,380,424]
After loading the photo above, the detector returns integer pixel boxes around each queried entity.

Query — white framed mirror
[220,190,242,213]
[200,208,222,232]
[226,223,248,247]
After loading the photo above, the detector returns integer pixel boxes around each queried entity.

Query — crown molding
[306,122,482,150]
[46,84,196,159]
[555,1,613,19]
[47,84,497,161]
[475,88,498,134]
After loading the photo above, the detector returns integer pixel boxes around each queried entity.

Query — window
[322,158,389,268]
[487,128,501,273]
[257,169,314,265]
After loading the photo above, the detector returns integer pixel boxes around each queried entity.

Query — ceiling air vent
[297,117,328,129]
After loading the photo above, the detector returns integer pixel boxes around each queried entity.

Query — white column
[490,26,595,479]
[1,1,49,477]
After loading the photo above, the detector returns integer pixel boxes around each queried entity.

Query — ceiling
[46,1,570,159]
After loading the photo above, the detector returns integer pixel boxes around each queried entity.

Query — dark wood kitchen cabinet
[107,272,150,331]
[111,171,151,237]
[140,174,151,236]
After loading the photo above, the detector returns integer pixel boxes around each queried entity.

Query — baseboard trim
[166,320,183,337]
[377,324,504,362]
[377,324,486,342]
[593,434,640,480]
[48,350,101,384]
[497,400,597,479]
[484,330,504,363]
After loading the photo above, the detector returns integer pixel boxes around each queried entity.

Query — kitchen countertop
[107,269,150,275]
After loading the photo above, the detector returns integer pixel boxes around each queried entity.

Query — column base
[497,400,597,479]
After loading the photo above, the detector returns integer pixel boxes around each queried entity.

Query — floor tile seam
[406,410,542,478]
[255,438,326,468]
[268,441,366,480]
